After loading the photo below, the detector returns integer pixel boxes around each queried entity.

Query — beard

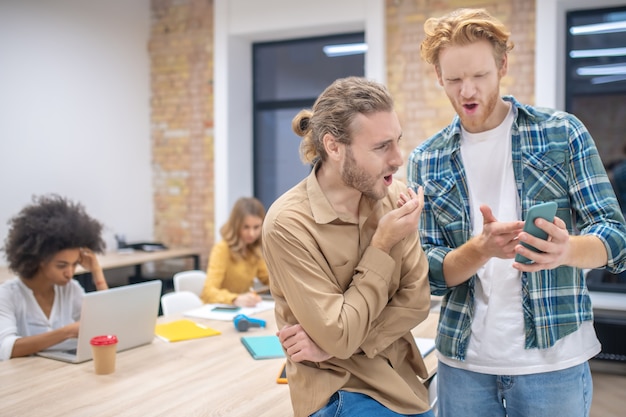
[451,86,500,133]
[341,146,388,201]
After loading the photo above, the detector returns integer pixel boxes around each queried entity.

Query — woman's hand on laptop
[63,322,80,339]
[10,322,81,358]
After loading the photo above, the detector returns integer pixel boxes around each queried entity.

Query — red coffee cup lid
[90,335,118,346]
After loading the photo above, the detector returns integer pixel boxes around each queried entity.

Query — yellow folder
[155,319,221,342]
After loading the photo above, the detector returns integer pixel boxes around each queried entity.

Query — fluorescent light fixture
[576,63,626,76]
[323,43,368,57]
[591,74,626,85]
[570,20,626,35]
[570,47,626,58]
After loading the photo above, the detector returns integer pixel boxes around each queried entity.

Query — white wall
[0,0,153,264]
[213,0,385,238]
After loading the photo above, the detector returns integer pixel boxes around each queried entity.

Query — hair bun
[299,118,309,132]
[291,109,313,137]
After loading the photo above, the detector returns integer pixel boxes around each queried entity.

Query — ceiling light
[323,43,368,57]
[576,63,626,76]
[570,47,626,58]
[570,20,626,35]
[591,74,626,84]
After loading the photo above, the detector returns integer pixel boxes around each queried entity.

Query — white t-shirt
[438,105,600,375]
[0,278,84,360]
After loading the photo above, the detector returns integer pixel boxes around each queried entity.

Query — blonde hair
[292,76,394,165]
[420,8,514,71]
[220,197,265,260]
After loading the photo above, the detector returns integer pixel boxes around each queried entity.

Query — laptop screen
[38,280,162,363]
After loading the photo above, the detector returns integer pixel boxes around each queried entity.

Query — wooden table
[80,247,200,275]
[0,248,201,289]
[0,309,439,417]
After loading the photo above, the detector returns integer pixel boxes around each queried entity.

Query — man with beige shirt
[262,77,434,417]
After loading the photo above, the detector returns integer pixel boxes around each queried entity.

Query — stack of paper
[155,319,221,342]
[184,300,275,321]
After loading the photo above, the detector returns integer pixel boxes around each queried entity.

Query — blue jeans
[437,361,593,417]
[309,391,435,417]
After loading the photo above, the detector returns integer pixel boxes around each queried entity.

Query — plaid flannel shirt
[407,96,626,360]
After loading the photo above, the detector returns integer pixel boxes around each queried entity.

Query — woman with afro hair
[0,194,108,360]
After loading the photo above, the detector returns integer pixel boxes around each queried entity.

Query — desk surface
[0,309,438,417]
[0,248,201,284]
[80,247,200,272]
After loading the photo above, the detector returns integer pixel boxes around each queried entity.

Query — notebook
[240,335,285,360]
[37,280,162,363]
[155,319,221,342]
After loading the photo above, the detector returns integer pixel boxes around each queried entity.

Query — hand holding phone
[514,202,558,264]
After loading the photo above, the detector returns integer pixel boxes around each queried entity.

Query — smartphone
[515,201,558,264]
[211,305,241,312]
[276,362,287,384]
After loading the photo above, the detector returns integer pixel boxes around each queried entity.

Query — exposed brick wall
[385,0,536,181]
[149,0,214,269]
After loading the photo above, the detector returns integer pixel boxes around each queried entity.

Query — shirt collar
[306,162,340,225]
[305,162,383,226]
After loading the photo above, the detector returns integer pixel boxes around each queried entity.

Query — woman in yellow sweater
[200,197,269,307]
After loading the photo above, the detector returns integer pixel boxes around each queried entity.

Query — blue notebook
[240,335,286,360]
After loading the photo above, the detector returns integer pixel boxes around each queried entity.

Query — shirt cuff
[0,335,19,361]
[357,246,396,286]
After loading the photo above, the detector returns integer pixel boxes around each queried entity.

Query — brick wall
[385,0,536,181]
[149,0,214,269]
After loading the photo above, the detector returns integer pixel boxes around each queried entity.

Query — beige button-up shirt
[262,167,431,417]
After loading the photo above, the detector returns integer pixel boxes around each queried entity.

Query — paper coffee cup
[90,335,118,375]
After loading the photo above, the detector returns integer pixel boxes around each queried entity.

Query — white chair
[160,291,203,316]
[173,270,206,296]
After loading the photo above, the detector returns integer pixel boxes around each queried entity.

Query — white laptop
[37,280,162,363]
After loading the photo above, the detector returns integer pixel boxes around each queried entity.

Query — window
[565,6,626,172]
[566,7,626,292]
[252,33,365,210]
